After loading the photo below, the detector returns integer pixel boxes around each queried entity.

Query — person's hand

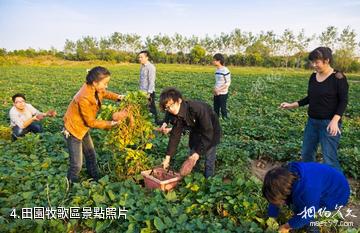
[111,120,119,127]
[213,88,218,96]
[179,152,200,176]
[159,122,172,135]
[117,95,125,101]
[189,152,199,162]
[278,223,290,233]
[112,109,128,121]
[46,110,57,117]
[34,114,45,121]
[162,155,171,169]
[162,127,172,134]
[279,102,298,110]
[160,122,167,129]
[32,115,40,121]
[327,120,341,136]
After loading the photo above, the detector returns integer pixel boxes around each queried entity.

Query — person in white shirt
[212,53,231,119]
[9,93,56,140]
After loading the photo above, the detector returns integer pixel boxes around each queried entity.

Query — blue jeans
[301,118,341,170]
[191,146,217,178]
[65,132,99,182]
[12,122,43,140]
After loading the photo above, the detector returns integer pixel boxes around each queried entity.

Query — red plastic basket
[141,167,182,191]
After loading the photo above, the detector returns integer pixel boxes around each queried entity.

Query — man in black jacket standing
[158,87,221,178]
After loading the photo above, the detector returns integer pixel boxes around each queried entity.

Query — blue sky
[0,0,359,50]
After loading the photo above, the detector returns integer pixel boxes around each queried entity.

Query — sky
[0,0,360,50]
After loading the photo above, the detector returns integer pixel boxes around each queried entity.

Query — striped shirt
[214,66,231,95]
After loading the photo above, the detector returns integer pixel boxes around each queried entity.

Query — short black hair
[213,53,225,66]
[12,93,26,102]
[139,50,150,58]
[159,87,183,111]
[308,47,333,64]
[86,66,111,85]
[262,166,298,206]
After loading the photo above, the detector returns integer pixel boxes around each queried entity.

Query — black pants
[149,92,159,124]
[213,93,228,119]
[12,122,43,140]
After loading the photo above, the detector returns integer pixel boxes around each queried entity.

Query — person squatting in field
[9,93,56,140]
[63,66,127,183]
[280,47,349,171]
[263,162,350,233]
[158,87,221,178]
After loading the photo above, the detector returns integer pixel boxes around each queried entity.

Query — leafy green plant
[0,65,359,232]
[98,91,155,180]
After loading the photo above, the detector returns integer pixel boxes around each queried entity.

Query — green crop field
[0,64,359,232]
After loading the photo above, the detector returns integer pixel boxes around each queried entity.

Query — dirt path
[250,159,360,229]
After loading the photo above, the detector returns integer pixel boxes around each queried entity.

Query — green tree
[124,34,142,53]
[230,28,250,54]
[185,36,199,54]
[319,26,338,49]
[147,43,160,62]
[294,29,313,68]
[245,40,270,66]
[75,36,98,60]
[0,48,7,56]
[189,45,206,64]
[110,32,125,51]
[280,29,297,68]
[334,26,358,71]
[172,33,187,53]
[200,35,216,54]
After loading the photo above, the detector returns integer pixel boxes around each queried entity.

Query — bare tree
[318,26,338,49]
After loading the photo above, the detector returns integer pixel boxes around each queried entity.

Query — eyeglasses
[165,102,176,111]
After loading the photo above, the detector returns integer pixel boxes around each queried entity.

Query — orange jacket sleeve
[78,96,112,129]
[103,90,120,101]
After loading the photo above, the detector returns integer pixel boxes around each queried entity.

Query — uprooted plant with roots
[98,91,155,180]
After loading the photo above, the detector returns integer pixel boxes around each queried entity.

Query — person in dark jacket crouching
[158,87,221,178]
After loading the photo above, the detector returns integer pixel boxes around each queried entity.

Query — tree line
[1,26,360,72]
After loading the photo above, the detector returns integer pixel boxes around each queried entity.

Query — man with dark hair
[9,93,56,140]
[212,53,231,119]
[138,50,159,124]
[158,87,221,178]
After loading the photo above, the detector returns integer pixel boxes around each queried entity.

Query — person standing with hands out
[63,66,127,183]
[138,50,159,124]
[279,47,349,170]
[212,53,231,119]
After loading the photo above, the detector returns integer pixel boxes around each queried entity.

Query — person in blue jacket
[262,162,350,233]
